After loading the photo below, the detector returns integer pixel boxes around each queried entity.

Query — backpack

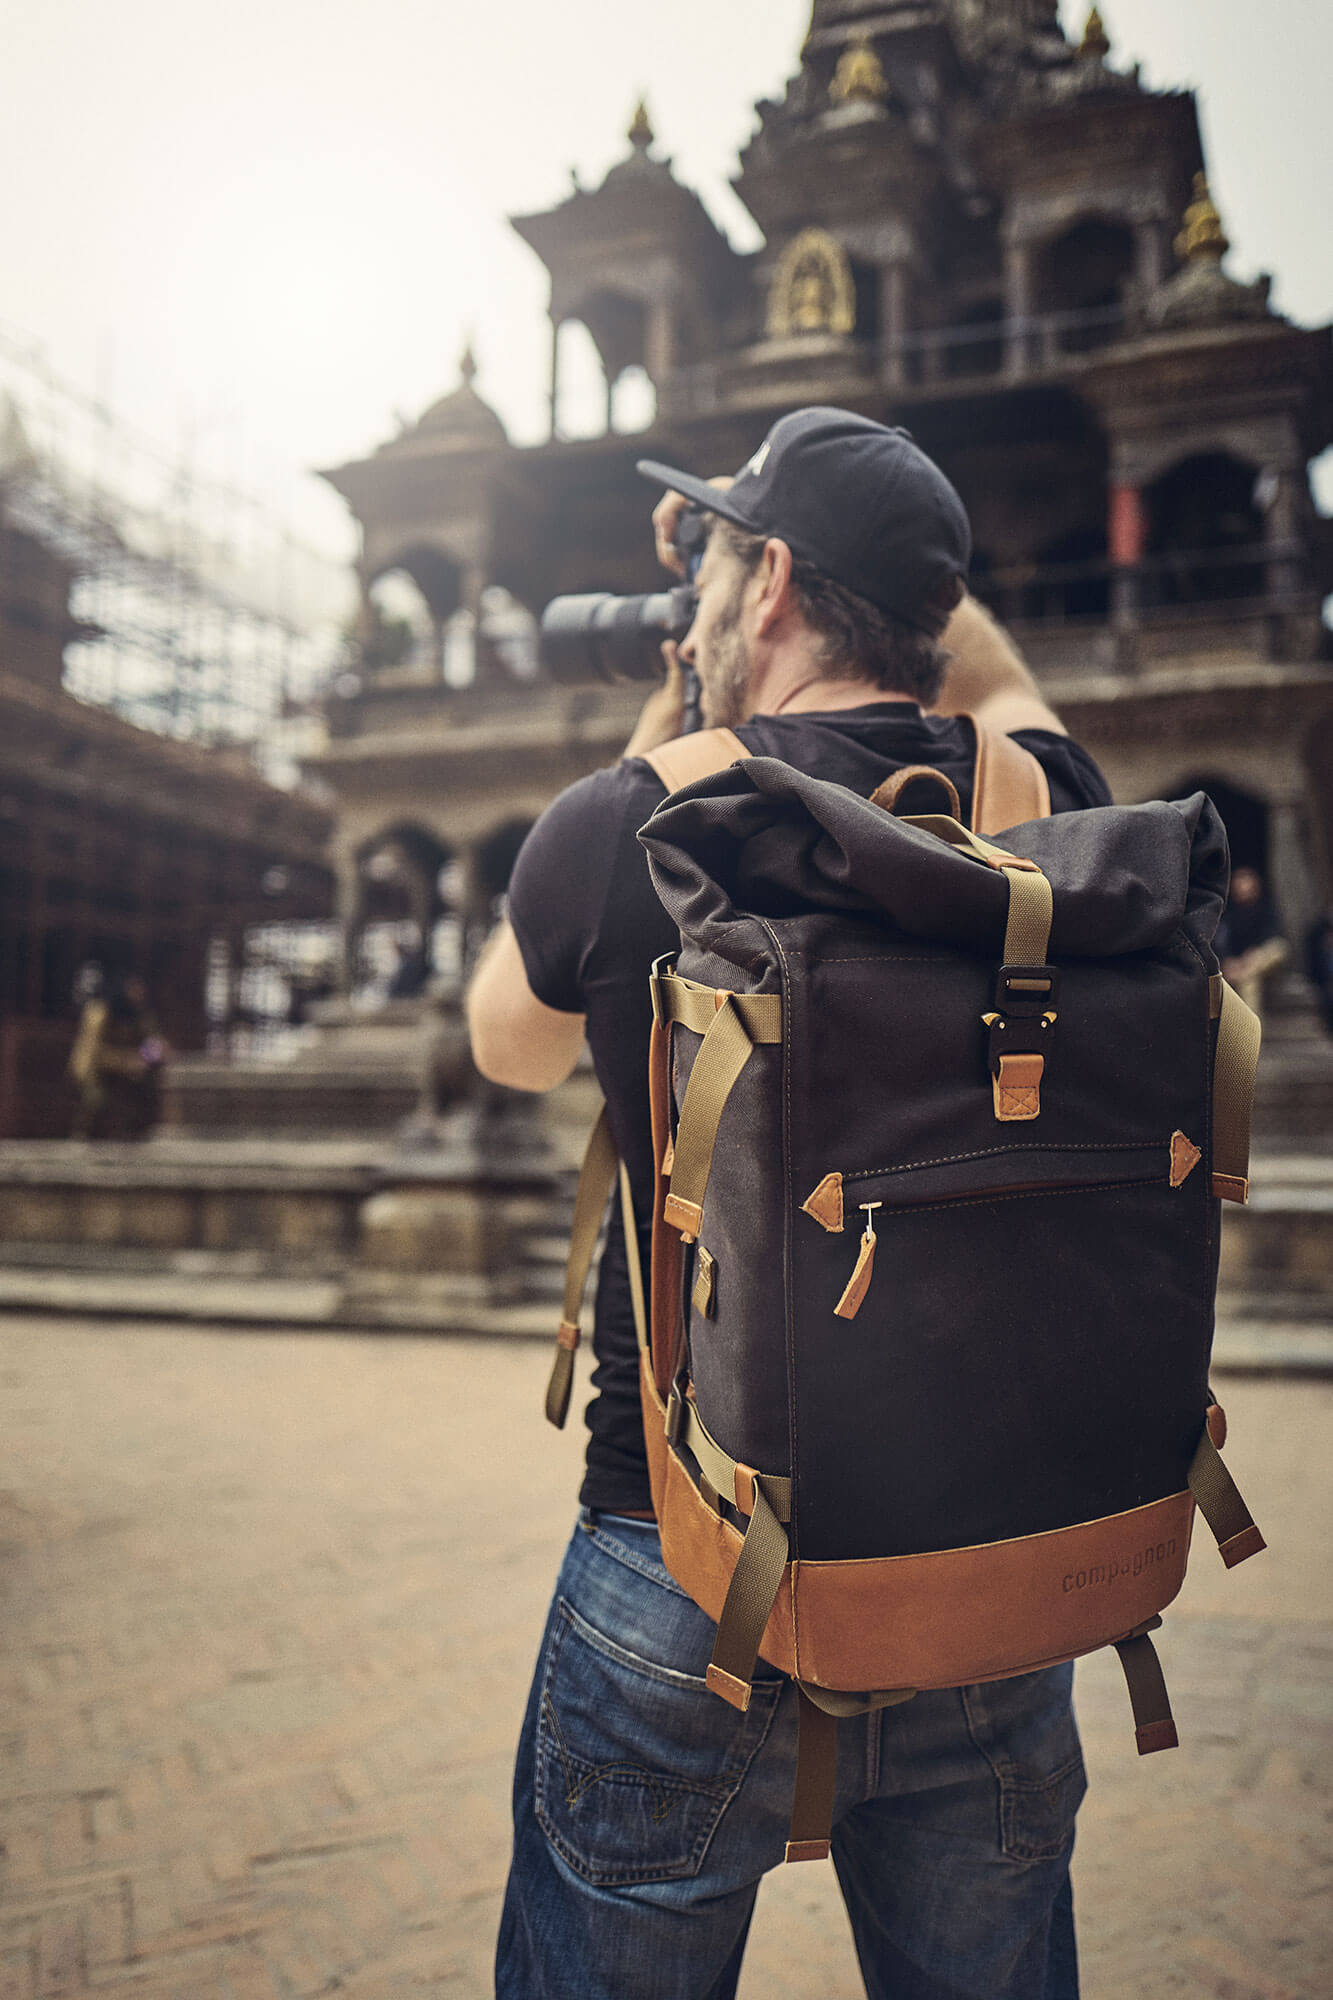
[547,721,1264,1862]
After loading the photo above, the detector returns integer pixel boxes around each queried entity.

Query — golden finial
[830,33,889,107]
[1079,7,1110,60]
[1175,172,1230,266]
[459,336,478,387]
[627,96,654,151]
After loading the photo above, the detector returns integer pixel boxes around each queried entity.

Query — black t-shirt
[506,705,1113,1515]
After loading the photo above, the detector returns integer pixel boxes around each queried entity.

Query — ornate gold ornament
[830,33,889,107]
[767,229,858,338]
[627,96,654,151]
[1175,172,1230,266]
[1079,7,1110,60]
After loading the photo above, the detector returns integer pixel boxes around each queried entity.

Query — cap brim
[635,459,757,535]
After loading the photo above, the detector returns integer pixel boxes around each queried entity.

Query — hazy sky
[2,0,1329,577]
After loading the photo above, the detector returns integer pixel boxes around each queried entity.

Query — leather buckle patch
[1169,1131,1201,1188]
[993,1052,1044,1121]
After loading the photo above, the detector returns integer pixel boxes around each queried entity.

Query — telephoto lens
[539,584,696,685]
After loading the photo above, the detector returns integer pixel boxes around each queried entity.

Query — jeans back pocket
[535,1597,781,1885]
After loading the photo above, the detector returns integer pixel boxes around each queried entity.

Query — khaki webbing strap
[705,1477,790,1713]
[672,1390,792,1523]
[1113,1628,1178,1755]
[664,997,755,1241]
[969,714,1053,836]
[652,969,783,1044]
[1188,1423,1266,1567]
[642,727,750,796]
[545,1107,618,1429]
[1211,977,1261,1203]
[786,1689,839,1863]
[619,1162,649,1362]
[999,864,1053,968]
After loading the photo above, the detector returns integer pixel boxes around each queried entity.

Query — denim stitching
[534,1600,784,1885]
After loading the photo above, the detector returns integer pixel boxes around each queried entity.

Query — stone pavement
[0,1318,1329,2000]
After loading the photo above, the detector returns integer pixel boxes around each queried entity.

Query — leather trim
[993,1051,1044,1121]
[869,765,961,820]
[1206,1402,1227,1449]
[1169,1130,1202,1188]
[642,728,750,796]
[643,1351,797,1678]
[1136,1719,1179,1755]
[648,1021,685,1400]
[785,1839,831,1863]
[705,1664,751,1711]
[1219,1525,1265,1569]
[800,1171,844,1234]
[556,1320,580,1352]
[791,1491,1195,1690]
[664,1193,703,1239]
[1212,1172,1248,1203]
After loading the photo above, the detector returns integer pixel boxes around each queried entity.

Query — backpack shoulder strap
[641,728,749,797]
[967,715,1052,835]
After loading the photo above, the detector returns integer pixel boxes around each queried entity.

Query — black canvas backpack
[548,727,1265,1861]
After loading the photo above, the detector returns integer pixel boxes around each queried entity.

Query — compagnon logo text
[1063,1538,1177,1593]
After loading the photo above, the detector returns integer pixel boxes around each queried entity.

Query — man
[470,409,1111,1999]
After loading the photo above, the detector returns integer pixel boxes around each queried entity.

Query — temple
[312,0,1332,972]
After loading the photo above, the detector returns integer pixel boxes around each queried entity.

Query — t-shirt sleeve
[505,766,646,1014]
[1010,730,1113,814]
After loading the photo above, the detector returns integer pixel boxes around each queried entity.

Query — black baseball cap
[637,406,971,633]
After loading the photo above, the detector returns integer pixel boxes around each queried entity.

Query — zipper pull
[834,1203,880,1321]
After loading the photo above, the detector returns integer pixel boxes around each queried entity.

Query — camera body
[538,506,709,727]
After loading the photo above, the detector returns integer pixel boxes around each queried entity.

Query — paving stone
[0,1317,1328,1997]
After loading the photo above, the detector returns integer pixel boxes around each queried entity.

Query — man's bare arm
[928,594,1068,738]
[466,922,585,1093]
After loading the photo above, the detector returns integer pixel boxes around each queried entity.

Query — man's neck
[754,674,915,717]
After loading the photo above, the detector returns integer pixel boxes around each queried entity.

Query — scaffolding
[0,317,352,774]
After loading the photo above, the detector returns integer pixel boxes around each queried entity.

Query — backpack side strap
[1210,975,1261,1203]
[968,715,1052,836]
[1113,1620,1179,1755]
[544,1106,618,1428]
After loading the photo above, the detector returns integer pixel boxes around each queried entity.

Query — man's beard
[699,592,752,729]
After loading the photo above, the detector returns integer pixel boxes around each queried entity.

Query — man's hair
[711,519,962,706]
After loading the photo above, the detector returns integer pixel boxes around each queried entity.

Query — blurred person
[469,410,1113,2000]
[1215,865,1287,1019]
[68,971,165,1140]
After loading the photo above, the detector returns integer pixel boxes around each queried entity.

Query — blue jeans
[497,1510,1085,2000]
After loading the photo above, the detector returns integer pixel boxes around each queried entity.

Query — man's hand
[652,476,734,576]
[622,643,687,759]
[467,923,585,1093]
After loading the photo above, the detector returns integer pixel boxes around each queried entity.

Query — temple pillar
[1135,222,1168,296]
[1268,794,1320,945]
[548,317,562,441]
[646,298,675,388]
[878,263,910,390]
[1004,240,1036,376]
[1108,479,1146,672]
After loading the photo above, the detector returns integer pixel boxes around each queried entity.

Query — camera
[539,506,709,687]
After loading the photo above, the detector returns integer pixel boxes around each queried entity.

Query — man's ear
[753,538,795,638]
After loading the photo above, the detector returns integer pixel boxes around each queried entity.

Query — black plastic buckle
[983,964,1059,1075]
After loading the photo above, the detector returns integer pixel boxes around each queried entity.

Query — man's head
[638,407,971,726]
